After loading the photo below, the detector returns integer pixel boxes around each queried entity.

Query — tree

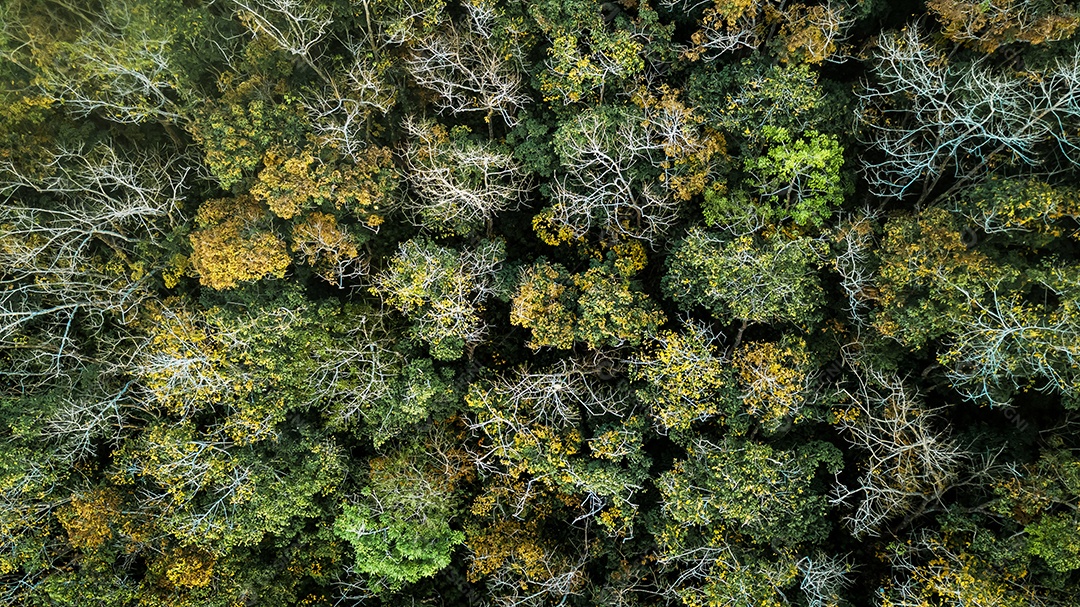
[706,127,846,230]
[372,238,505,360]
[872,208,1010,349]
[949,177,1080,241]
[251,143,397,225]
[4,0,193,124]
[401,118,530,235]
[546,105,677,244]
[465,360,647,535]
[857,24,1080,201]
[113,420,346,554]
[776,3,853,64]
[663,228,826,328]
[938,265,1080,408]
[230,0,333,77]
[289,211,363,286]
[659,437,841,547]
[882,532,1041,607]
[187,38,309,190]
[831,363,968,538]
[796,553,851,607]
[334,435,465,593]
[630,320,742,438]
[406,21,529,130]
[0,393,79,603]
[0,142,187,389]
[465,515,590,607]
[188,196,291,290]
[527,0,667,106]
[134,300,240,421]
[928,0,1080,53]
[684,0,852,64]
[990,447,1080,574]
[733,336,818,434]
[509,260,578,350]
[511,243,666,351]
[830,207,882,328]
[635,85,726,203]
[307,313,457,448]
[689,59,832,146]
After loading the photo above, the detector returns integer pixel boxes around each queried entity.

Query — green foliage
[744,128,845,227]
[688,59,832,142]
[334,438,465,592]
[373,238,505,360]
[705,127,845,229]
[663,228,825,325]
[1026,514,1080,573]
[660,438,842,546]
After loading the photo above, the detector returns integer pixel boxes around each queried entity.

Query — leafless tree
[487,557,588,607]
[2,0,187,124]
[305,49,399,156]
[231,0,332,69]
[401,117,531,234]
[798,553,852,607]
[830,361,968,538]
[308,321,404,431]
[43,33,183,124]
[551,108,678,244]
[0,143,189,390]
[940,274,1080,408]
[831,207,882,328]
[406,23,529,132]
[38,382,133,464]
[858,24,1080,202]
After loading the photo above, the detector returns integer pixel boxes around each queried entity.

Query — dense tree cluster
[2,0,1080,605]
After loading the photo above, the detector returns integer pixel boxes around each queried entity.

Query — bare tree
[940,274,1080,408]
[0,143,189,390]
[401,117,531,234]
[797,553,852,607]
[406,22,529,131]
[38,383,133,465]
[858,24,1080,202]
[307,320,403,431]
[550,107,678,244]
[831,207,882,328]
[830,361,968,538]
[304,54,397,161]
[3,0,187,124]
[231,0,333,72]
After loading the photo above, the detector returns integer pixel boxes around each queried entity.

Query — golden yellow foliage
[928,0,1079,52]
[734,338,813,432]
[252,145,395,224]
[57,488,121,551]
[160,547,216,589]
[510,262,577,350]
[189,196,290,290]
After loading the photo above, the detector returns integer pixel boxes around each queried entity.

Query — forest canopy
[2,0,1080,606]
